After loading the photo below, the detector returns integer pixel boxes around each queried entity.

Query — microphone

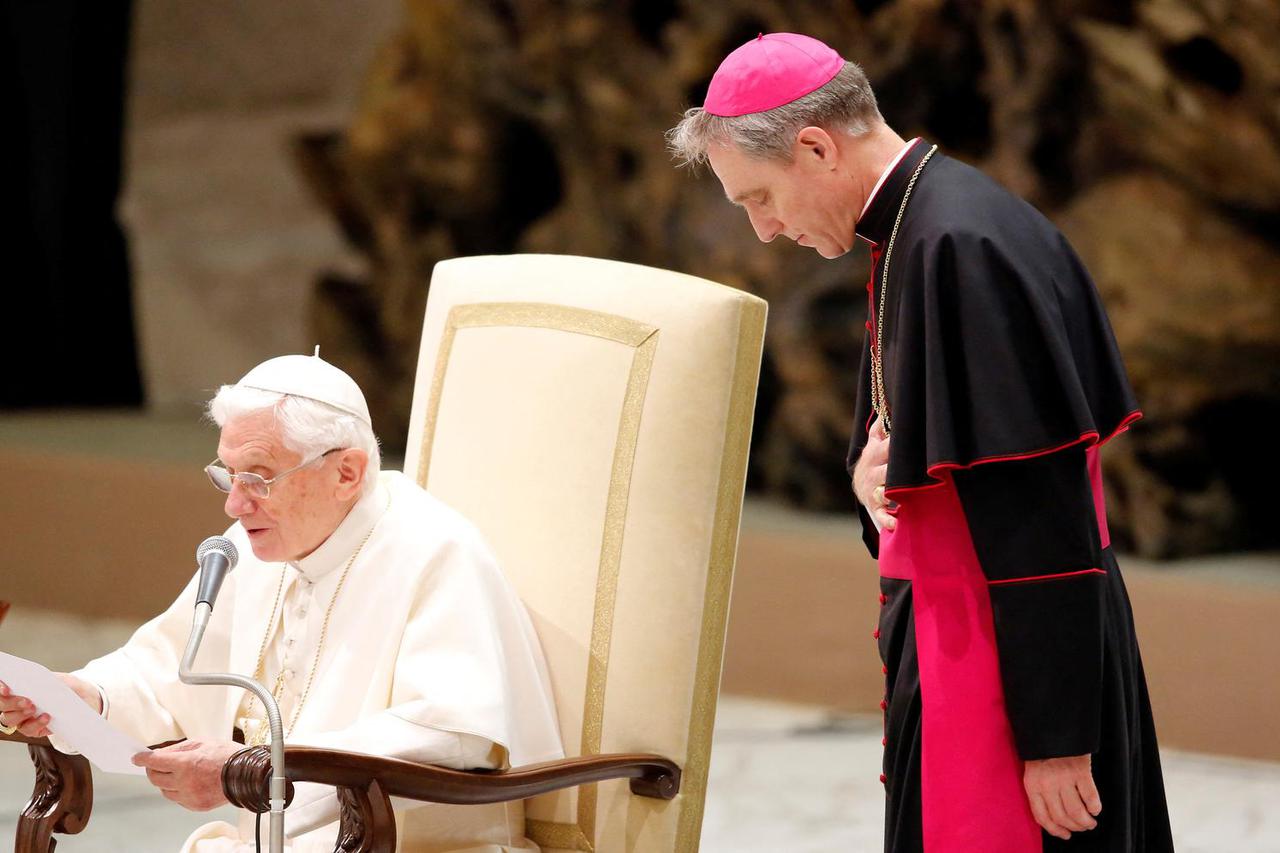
[181,533,286,852]
[194,536,239,610]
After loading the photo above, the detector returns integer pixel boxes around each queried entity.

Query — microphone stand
[180,601,286,853]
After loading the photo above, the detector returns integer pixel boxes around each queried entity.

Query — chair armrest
[222,745,681,812]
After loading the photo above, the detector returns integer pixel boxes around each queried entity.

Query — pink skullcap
[703,33,845,117]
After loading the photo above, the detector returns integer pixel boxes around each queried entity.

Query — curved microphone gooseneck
[178,535,286,853]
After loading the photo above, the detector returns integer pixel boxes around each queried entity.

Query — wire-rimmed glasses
[204,448,343,500]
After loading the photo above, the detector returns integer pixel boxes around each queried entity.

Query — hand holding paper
[0,651,148,775]
[0,680,52,737]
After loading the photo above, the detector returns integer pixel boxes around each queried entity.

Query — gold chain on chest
[871,144,938,436]
[242,493,390,746]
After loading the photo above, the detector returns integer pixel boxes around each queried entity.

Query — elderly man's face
[216,410,354,563]
[708,134,856,259]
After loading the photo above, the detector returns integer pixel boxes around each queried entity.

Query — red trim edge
[884,408,1143,499]
[987,568,1106,586]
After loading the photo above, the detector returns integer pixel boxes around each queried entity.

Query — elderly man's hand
[1024,754,1101,840]
[0,675,102,738]
[134,739,244,811]
[852,416,896,531]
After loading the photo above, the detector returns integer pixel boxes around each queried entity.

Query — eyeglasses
[205,448,343,500]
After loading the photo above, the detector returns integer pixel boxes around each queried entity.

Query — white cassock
[68,470,564,852]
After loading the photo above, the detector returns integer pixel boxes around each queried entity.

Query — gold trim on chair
[524,818,596,852]
[416,301,660,852]
[675,299,767,852]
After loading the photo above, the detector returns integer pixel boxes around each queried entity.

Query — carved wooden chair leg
[335,780,395,853]
[14,743,93,853]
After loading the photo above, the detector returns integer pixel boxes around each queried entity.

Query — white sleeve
[74,572,212,747]
[45,682,109,756]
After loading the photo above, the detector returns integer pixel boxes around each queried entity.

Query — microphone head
[195,535,239,571]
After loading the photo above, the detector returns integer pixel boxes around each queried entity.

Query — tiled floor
[2,610,1278,851]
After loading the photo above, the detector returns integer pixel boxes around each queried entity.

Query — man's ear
[794,126,839,169]
[334,448,370,499]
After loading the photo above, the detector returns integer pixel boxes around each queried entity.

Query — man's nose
[746,209,781,243]
[223,481,257,519]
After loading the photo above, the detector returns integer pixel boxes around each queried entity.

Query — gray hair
[666,61,883,168]
[207,386,382,497]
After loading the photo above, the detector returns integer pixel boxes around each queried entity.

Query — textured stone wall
[297,0,1280,557]
[121,0,402,410]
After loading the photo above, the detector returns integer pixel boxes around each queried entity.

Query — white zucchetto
[234,351,372,426]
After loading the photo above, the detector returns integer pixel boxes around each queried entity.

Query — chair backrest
[401,254,766,852]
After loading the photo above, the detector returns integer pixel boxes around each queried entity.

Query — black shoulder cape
[846,142,1140,494]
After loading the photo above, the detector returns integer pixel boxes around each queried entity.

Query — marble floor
[702,697,1280,853]
[1,610,1278,851]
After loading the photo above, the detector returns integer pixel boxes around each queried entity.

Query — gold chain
[871,144,938,436]
[242,493,390,746]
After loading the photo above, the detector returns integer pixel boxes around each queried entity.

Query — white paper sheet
[0,651,148,775]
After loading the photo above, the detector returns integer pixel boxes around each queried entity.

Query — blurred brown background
[2,0,1277,762]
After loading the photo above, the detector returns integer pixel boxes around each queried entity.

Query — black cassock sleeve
[856,501,880,559]
[952,445,1104,761]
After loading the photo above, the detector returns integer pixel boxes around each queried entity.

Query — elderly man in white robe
[0,353,564,852]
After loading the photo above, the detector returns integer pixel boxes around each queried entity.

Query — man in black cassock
[668,33,1173,852]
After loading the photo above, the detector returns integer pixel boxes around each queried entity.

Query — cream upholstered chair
[2,253,766,853]
[399,254,766,852]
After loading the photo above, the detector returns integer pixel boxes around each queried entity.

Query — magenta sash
[879,476,1041,852]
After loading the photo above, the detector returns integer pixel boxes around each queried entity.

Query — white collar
[858,137,921,223]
